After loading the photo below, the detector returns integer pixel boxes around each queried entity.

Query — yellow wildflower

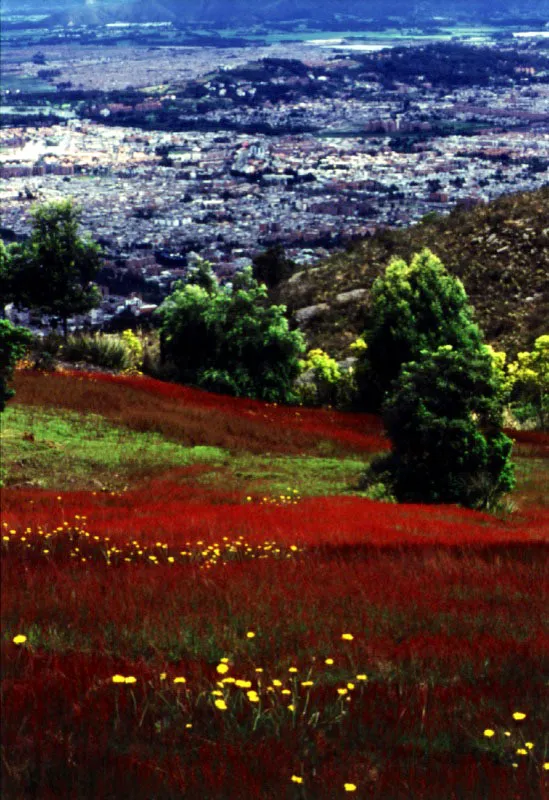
[291,775,303,784]
[516,749,528,756]
[112,675,125,684]
[512,712,527,720]
[12,635,27,645]
[325,658,334,665]
[173,677,186,684]
[216,663,230,674]
[341,633,354,641]
[483,729,495,738]
[214,699,228,711]
[246,631,256,639]
[125,676,136,684]
[344,784,357,792]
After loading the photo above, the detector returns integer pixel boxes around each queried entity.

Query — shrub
[508,334,549,430]
[361,346,516,510]
[295,348,358,409]
[63,331,142,372]
[296,349,341,406]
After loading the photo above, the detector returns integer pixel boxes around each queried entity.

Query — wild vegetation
[2,368,548,798]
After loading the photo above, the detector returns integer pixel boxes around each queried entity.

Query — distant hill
[10,0,549,27]
[44,1,178,27]
[279,187,549,359]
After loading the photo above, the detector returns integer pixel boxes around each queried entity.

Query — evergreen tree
[356,248,483,412]
[362,345,515,509]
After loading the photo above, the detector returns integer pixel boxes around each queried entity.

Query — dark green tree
[356,248,483,412]
[157,263,305,403]
[252,244,295,296]
[0,320,32,412]
[13,200,102,337]
[362,345,515,509]
[0,240,14,314]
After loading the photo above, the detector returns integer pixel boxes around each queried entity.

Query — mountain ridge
[6,0,549,26]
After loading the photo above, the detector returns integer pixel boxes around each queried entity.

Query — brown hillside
[280,187,549,359]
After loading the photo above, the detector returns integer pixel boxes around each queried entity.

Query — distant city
[1,12,548,331]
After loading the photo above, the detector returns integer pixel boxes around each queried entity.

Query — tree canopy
[362,345,516,509]
[355,248,484,412]
[157,262,305,403]
[8,200,102,336]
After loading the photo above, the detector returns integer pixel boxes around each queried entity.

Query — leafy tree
[356,248,484,412]
[157,263,305,403]
[0,320,32,412]
[362,345,515,510]
[252,245,295,294]
[508,335,549,430]
[12,200,102,337]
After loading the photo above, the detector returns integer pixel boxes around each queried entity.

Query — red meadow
[2,370,548,799]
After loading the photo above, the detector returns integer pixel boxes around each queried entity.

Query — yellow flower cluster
[112,675,137,684]
[2,521,302,568]
[247,487,302,507]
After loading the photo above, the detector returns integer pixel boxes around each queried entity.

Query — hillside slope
[280,187,549,359]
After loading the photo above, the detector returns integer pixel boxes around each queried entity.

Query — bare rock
[294,303,330,325]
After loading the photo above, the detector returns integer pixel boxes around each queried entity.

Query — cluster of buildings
[1,37,548,330]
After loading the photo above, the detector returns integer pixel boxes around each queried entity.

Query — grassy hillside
[280,187,549,359]
[2,370,548,799]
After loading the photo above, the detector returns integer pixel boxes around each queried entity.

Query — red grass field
[2,371,548,799]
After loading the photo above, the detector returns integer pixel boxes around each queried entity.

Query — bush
[63,331,143,372]
[295,348,358,408]
[508,334,549,430]
[361,346,516,510]
[0,320,32,412]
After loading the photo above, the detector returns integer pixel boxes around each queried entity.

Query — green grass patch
[1,405,370,496]
[207,452,369,498]
[0,406,226,490]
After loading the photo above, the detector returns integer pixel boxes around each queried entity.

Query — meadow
[1,369,548,799]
